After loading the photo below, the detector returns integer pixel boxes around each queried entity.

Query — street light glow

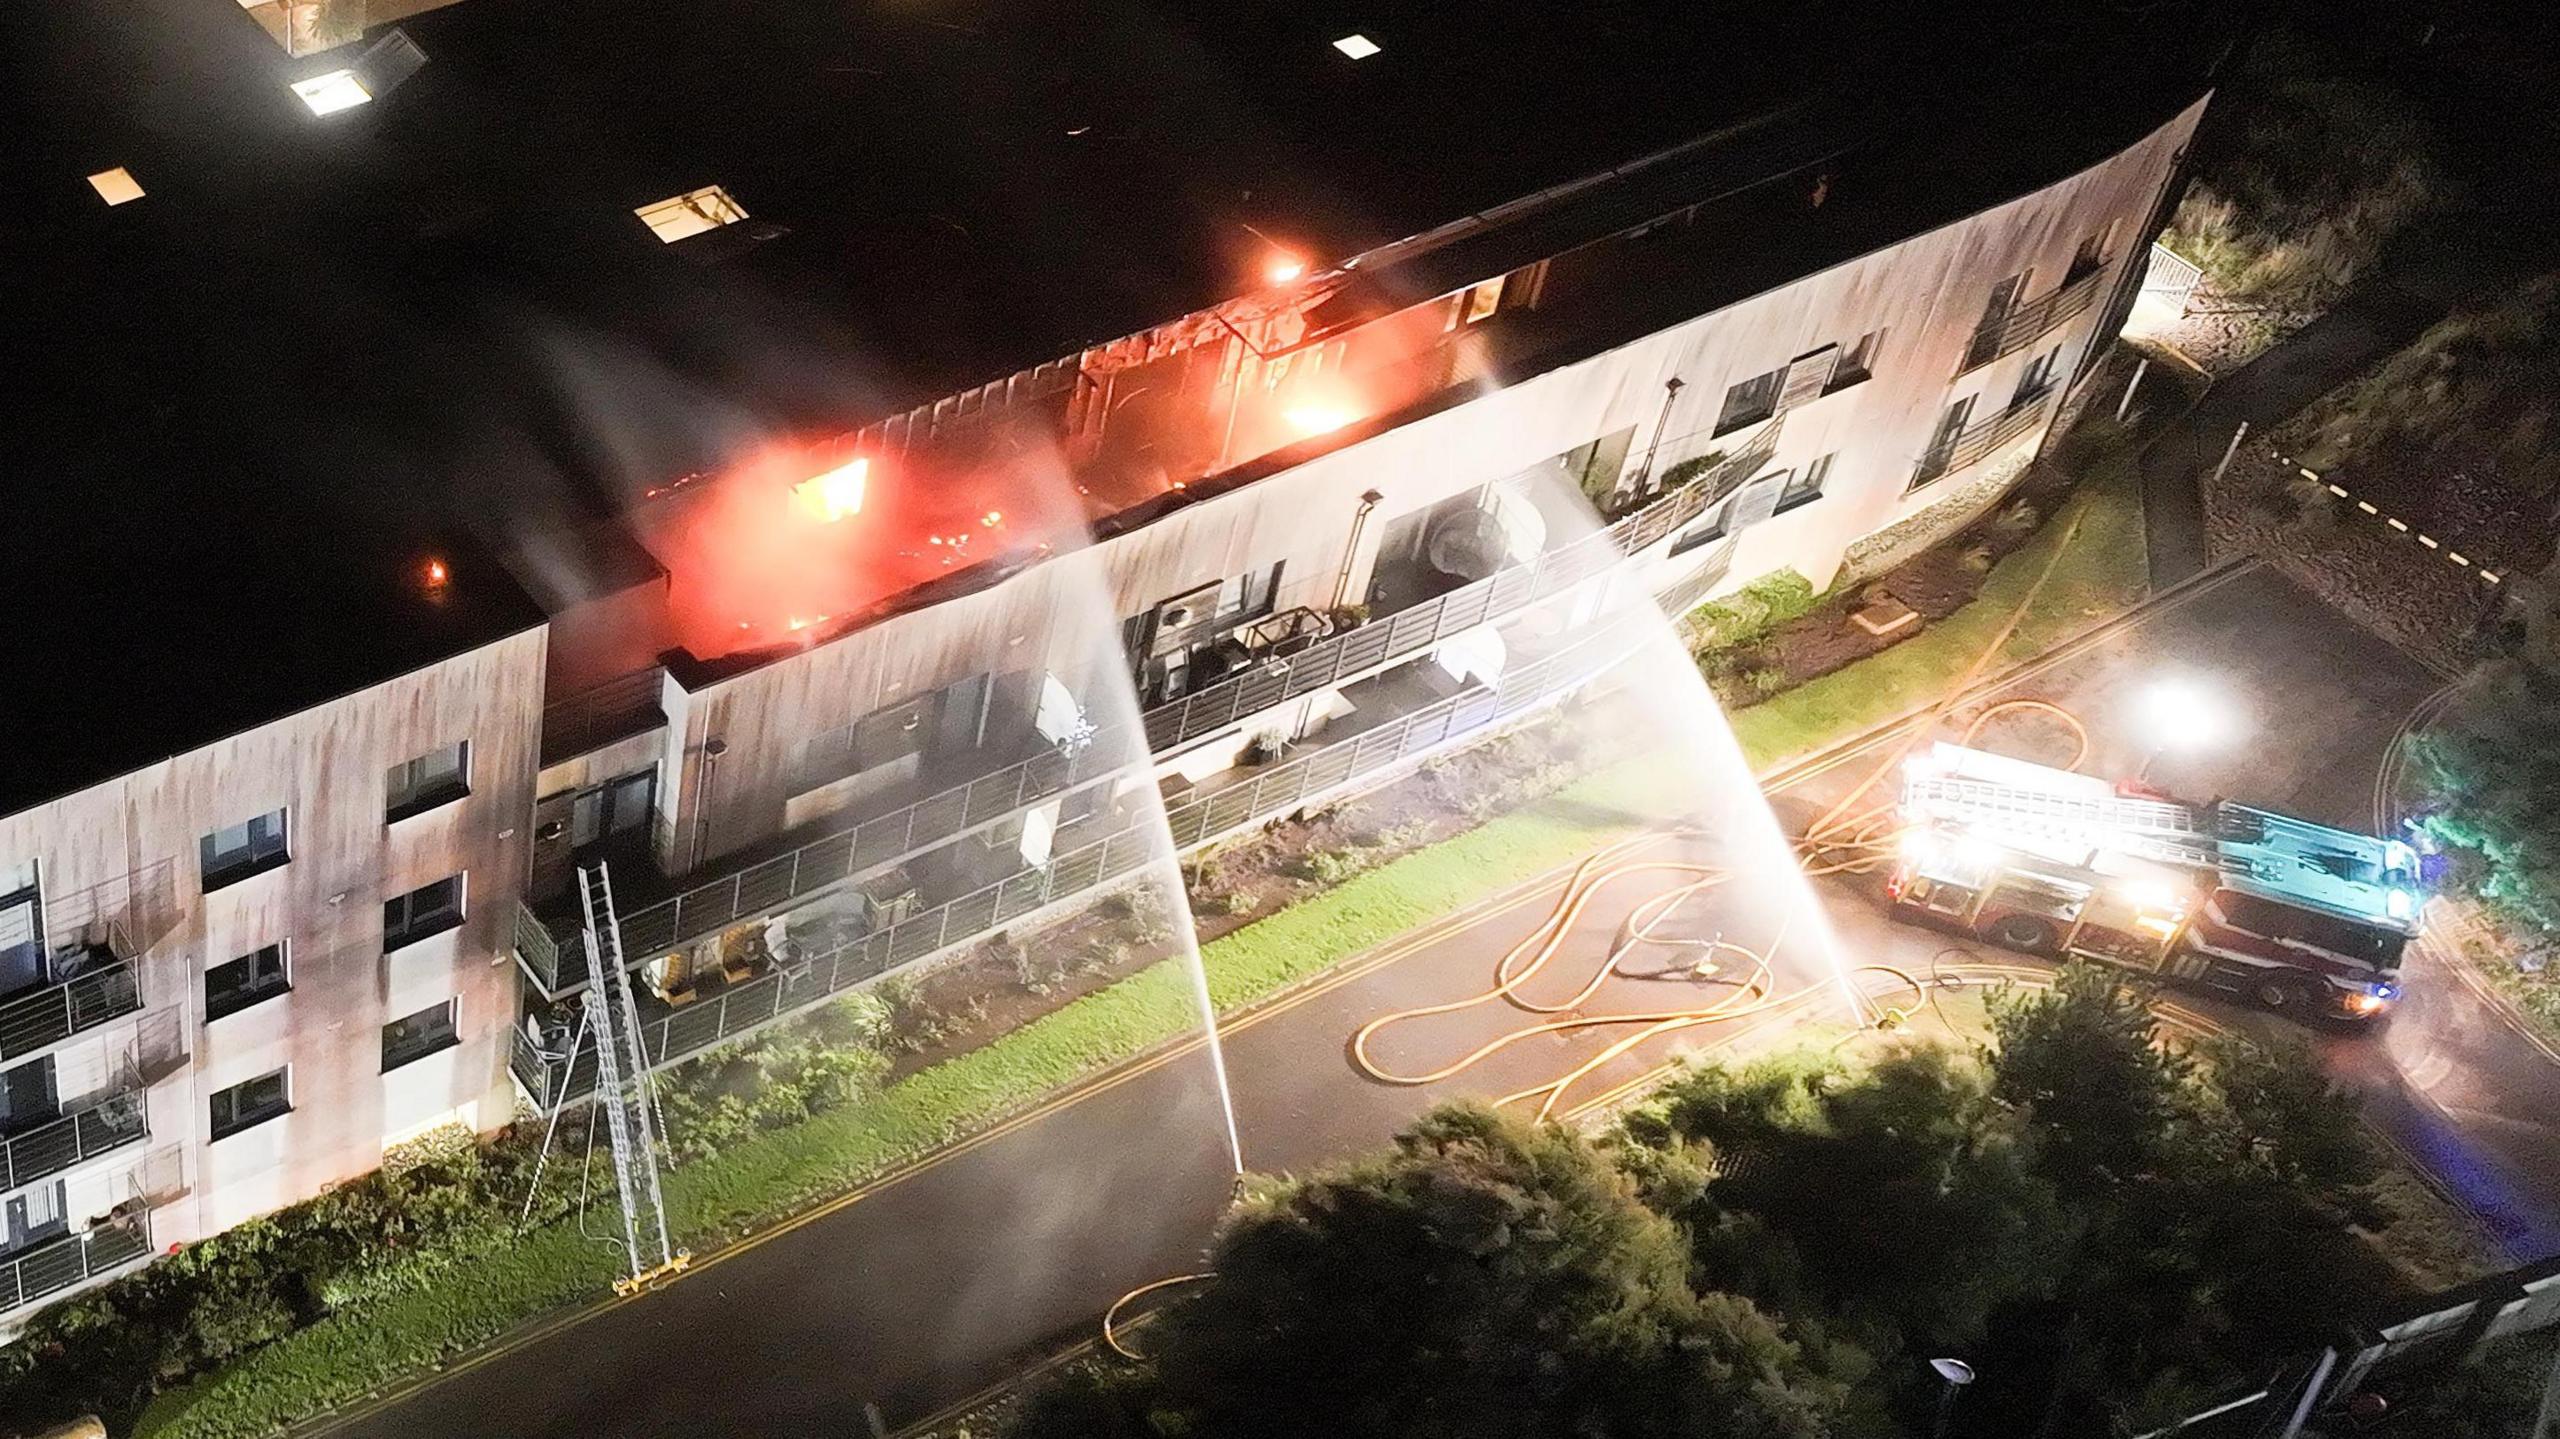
[2141,675,2240,751]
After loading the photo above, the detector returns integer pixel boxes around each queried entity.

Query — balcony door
[0,882,41,999]
[1,1180,67,1257]
[0,1057,57,1139]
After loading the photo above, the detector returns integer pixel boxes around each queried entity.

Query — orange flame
[792,457,869,523]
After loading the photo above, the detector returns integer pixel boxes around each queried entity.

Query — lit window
[291,69,374,116]
[386,741,471,821]
[86,168,144,206]
[1333,33,1382,59]
[636,185,749,244]
[1464,276,1506,325]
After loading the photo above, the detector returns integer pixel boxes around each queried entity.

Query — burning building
[0,0,2214,1325]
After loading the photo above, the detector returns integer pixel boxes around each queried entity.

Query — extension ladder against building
[576,861,689,1292]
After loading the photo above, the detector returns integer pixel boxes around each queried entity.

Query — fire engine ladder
[576,861,689,1293]
[1905,777,2220,869]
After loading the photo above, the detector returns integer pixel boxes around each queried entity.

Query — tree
[2415,662,2560,935]
[1986,963,2189,1203]
[1012,1103,1857,1439]
[1627,1049,2071,1366]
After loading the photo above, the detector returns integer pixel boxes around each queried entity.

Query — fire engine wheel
[2251,975,2322,1014]
[1987,916,2058,955]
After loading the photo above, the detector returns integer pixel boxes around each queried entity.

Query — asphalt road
[307,564,2560,1439]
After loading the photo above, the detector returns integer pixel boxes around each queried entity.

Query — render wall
[654,98,2205,873]
[0,624,546,1249]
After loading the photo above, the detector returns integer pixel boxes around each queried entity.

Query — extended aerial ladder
[574,861,689,1293]
[1901,774,2221,870]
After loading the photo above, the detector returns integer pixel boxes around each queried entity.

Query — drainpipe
[1637,376,1686,498]
[689,736,728,872]
[1332,488,1388,614]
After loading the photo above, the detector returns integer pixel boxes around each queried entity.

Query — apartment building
[0,0,2218,1328]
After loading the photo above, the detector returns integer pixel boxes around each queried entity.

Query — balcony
[1910,389,2056,490]
[0,1089,145,1196]
[511,606,1661,1108]
[1956,263,2110,376]
[0,1211,151,1318]
[0,953,143,1065]
[512,433,1782,997]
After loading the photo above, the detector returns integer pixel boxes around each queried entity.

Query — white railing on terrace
[1911,389,2056,489]
[1958,263,2111,375]
[512,607,1664,1106]
[0,1211,149,1317]
[516,425,1782,995]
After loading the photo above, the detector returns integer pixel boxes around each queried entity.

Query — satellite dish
[1929,1358,1977,1386]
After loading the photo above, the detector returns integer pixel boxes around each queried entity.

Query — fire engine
[1887,744,2423,1023]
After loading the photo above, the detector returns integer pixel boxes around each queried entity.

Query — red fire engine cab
[1887,744,2422,1023]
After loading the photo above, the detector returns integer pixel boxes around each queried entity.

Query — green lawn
[1730,463,2148,771]
[136,764,1669,1439]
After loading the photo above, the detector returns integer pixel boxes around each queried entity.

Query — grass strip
[1730,462,2148,771]
[137,763,1665,1439]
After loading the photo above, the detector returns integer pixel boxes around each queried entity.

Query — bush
[655,995,891,1164]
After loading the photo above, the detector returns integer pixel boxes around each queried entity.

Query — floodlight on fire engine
[2385,888,2415,921]
[1899,830,1939,867]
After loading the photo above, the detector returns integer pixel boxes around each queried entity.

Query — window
[210,1069,290,1140]
[200,809,289,892]
[1332,32,1381,58]
[2,1181,66,1256]
[290,69,373,116]
[1668,505,1731,557]
[570,770,656,848]
[2016,345,2065,404]
[383,875,465,952]
[205,944,289,1021]
[2070,222,2117,280]
[380,1000,461,1073]
[1911,397,1977,491]
[386,741,471,821]
[1714,368,1784,435]
[1463,276,1505,325]
[1777,454,1834,513]
[86,167,144,206]
[635,185,748,244]
[1830,330,1883,388]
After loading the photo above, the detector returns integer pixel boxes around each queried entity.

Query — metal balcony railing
[515,429,1784,995]
[0,1091,145,1195]
[0,1212,151,1317]
[1957,264,2110,376]
[511,609,1661,1108]
[1911,390,2056,489]
[0,959,143,1065]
